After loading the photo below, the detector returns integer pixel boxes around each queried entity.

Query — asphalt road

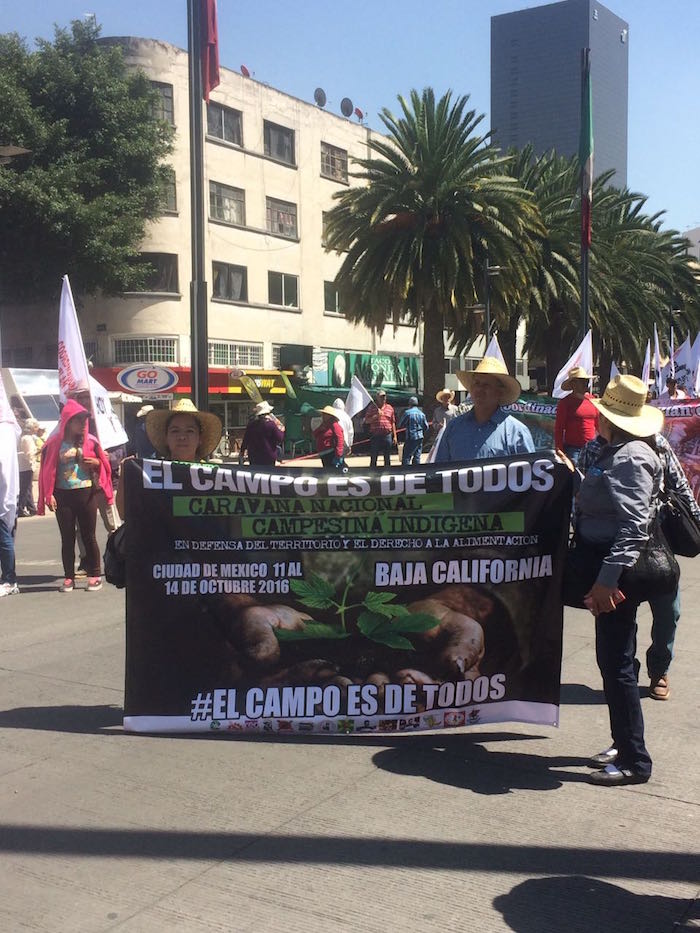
[0,510,698,932]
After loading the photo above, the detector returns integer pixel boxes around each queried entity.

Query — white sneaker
[0,582,20,597]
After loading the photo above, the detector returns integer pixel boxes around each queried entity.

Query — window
[83,340,97,363]
[324,281,343,315]
[206,102,242,145]
[212,262,248,301]
[161,168,177,213]
[268,271,299,308]
[208,341,263,367]
[272,345,281,369]
[266,197,297,238]
[321,141,348,183]
[210,181,245,225]
[113,337,177,365]
[150,82,174,125]
[137,253,179,293]
[264,120,295,165]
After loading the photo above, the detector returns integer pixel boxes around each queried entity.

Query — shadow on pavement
[0,827,697,884]
[559,682,605,705]
[372,741,591,794]
[0,704,123,734]
[493,875,694,933]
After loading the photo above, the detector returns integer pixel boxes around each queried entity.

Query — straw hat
[562,366,593,391]
[318,405,340,419]
[136,404,154,419]
[146,398,222,458]
[435,388,455,404]
[456,357,522,405]
[253,401,274,417]
[592,375,663,438]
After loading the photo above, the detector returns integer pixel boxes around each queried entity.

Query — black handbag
[104,524,127,589]
[618,520,680,602]
[660,489,700,558]
[563,520,679,609]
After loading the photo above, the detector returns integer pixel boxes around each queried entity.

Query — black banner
[123,455,571,734]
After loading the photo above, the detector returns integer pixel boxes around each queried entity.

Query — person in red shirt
[313,406,346,471]
[554,366,599,466]
[363,390,397,468]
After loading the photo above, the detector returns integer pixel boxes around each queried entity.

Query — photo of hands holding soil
[202,552,525,714]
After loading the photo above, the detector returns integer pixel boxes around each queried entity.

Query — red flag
[201,0,220,102]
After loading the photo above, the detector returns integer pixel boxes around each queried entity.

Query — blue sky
[2,0,698,233]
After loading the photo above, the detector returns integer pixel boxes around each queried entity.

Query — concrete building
[491,0,629,186]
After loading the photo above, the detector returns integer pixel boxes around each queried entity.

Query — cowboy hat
[435,388,455,403]
[562,366,593,391]
[591,375,663,438]
[456,357,522,406]
[253,401,274,417]
[136,404,154,419]
[318,405,340,419]
[146,398,222,459]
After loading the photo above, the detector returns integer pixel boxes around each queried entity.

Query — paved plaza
[0,494,698,932]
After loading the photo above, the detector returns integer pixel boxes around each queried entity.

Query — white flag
[654,323,662,394]
[641,341,650,385]
[484,334,506,365]
[670,328,676,377]
[89,375,128,449]
[672,335,692,391]
[58,275,127,449]
[345,374,372,420]
[552,330,593,398]
[58,275,91,402]
[610,360,620,382]
[692,333,700,398]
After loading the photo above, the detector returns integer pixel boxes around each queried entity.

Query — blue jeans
[0,518,17,585]
[402,437,423,465]
[647,585,680,679]
[595,597,652,777]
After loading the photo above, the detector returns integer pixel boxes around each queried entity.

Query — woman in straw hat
[114,400,222,521]
[434,357,533,461]
[239,401,284,467]
[554,366,598,467]
[563,374,671,786]
[313,405,346,471]
[146,399,222,463]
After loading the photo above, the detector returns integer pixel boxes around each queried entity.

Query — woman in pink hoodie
[38,399,114,592]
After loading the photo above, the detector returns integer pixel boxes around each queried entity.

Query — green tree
[0,19,173,303]
[324,88,540,407]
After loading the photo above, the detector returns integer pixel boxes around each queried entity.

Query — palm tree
[324,88,540,407]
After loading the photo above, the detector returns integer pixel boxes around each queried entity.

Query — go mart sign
[117,365,179,393]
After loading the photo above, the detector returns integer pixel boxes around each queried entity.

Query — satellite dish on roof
[340,97,354,118]
[240,65,251,77]
[354,107,364,121]
[314,87,327,108]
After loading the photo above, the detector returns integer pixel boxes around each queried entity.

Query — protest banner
[123,454,571,735]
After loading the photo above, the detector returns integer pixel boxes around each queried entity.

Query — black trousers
[54,487,100,579]
[595,597,652,777]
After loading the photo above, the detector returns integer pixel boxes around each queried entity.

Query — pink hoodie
[37,399,114,515]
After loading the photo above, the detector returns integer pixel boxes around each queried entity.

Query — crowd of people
[2,356,696,793]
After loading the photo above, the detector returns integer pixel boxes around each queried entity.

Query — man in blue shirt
[399,396,430,465]
[434,357,533,461]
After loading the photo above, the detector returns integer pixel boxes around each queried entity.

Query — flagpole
[579,47,592,339]
[187,0,209,410]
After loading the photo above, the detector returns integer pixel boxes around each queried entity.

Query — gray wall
[491,0,628,186]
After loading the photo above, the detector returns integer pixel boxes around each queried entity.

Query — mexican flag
[579,49,593,248]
